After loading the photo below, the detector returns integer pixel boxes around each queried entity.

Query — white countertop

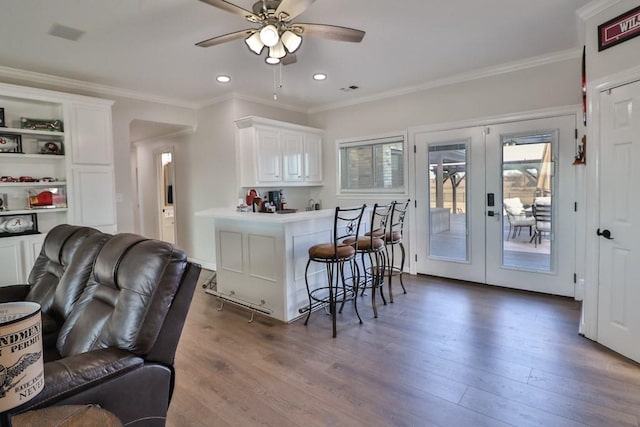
[195,207,334,223]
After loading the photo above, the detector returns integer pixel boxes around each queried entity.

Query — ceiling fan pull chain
[273,65,278,100]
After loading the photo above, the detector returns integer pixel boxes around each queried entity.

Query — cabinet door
[304,134,323,183]
[0,238,24,285]
[256,128,282,182]
[281,131,304,182]
[69,103,113,165]
[71,166,117,231]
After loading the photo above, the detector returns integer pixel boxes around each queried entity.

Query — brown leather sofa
[3,227,201,426]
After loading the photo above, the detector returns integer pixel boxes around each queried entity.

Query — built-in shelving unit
[0,81,116,285]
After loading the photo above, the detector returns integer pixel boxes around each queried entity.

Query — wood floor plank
[166,273,640,427]
[459,386,589,427]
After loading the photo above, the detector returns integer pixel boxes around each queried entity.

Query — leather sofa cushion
[56,234,188,358]
[27,225,102,313]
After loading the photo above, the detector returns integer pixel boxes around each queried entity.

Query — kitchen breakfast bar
[196,208,341,322]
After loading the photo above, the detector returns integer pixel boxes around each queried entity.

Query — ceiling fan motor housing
[252,0,282,16]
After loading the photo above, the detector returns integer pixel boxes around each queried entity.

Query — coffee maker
[267,190,282,211]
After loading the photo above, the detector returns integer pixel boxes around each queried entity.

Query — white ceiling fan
[195,0,365,65]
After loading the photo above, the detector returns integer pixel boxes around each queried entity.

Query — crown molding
[308,48,581,114]
[0,65,199,110]
[577,0,621,21]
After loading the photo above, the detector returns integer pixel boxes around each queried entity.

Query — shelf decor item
[0,107,5,127]
[0,213,38,237]
[38,140,64,155]
[0,193,7,211]
[28,187,67,209]
[20,117,63,132]
[0,133,22,153]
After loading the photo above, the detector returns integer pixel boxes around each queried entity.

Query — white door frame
[155,146,177,244]
[582,65,640,341]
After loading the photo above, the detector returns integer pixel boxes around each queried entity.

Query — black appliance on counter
[267,190,282,211]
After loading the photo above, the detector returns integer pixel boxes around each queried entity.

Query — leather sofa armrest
[16,348,144,413]
[0,284,31,302]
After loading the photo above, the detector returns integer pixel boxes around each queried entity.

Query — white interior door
[415,115,576,296]
[597,79,640,362]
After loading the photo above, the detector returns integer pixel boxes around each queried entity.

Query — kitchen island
[196,208,340,322]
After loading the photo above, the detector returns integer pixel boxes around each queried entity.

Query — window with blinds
[338,134,406,194]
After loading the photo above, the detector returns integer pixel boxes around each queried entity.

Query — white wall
[309,58,581,223]
[0,52,585,272]
[111,98,196,233]
[585,0,640,82]
[176,97,309,268]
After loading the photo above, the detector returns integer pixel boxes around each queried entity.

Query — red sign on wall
[598,5,640,51]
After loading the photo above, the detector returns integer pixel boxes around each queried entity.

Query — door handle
[597,228,614,240]
[487,210,500,217]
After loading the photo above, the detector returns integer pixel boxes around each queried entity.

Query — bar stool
[303,204,366,337]
[385,199,410,302]
[344,203,393,318]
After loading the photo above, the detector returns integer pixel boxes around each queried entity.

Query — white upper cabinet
[256,128,282,182]
[281,131,304,182]
[69,103,113,165]
[236,116,324,187]
[303,133,322,184]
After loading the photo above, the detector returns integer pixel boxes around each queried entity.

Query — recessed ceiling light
[313,73,327,81]
[216,75,231,83]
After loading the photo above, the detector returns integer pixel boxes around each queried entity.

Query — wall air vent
[48,24,85,42]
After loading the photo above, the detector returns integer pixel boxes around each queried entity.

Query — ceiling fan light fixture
[268,40,286,59]
[245,32,265,54]
[259,24,280,47]
[265,56,280,65]
[280,30,302,53]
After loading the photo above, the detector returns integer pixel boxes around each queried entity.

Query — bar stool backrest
[334,204,367,255]
[369,202,394,241]
[389,199,410,243]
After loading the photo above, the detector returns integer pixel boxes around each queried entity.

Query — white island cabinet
[196,208,338,322]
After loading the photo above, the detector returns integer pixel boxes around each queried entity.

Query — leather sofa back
[56,233,189,358]
[50,232,112,322]
[27,224,103,313]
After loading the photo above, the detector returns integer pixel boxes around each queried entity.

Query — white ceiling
[0,0,590,111]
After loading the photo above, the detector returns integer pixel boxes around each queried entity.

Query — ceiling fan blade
[198,0,261,22]
[295,24,365,43]
[282,53,297,65]
[196,29,253,48]
[275,0,316,21]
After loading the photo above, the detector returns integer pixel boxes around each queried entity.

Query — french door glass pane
[428,142,468,261]
[501,131,554,271]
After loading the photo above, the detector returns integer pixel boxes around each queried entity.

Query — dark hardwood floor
[167,272,640,427]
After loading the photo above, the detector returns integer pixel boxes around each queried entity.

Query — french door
[415,115,576,296]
